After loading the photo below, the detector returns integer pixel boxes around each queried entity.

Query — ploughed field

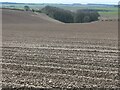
[2,9,119,88]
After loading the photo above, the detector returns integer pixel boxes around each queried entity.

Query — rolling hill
[2,8,63,24]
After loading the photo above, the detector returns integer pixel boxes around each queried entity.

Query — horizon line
[0,2,118,5]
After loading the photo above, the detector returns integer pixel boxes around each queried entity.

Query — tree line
[24,5,100,23]
[41,6,100,23]
[74,9,100,23]
[41,6,74,23]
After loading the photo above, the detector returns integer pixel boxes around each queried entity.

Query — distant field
[1,3,118,19]
[1,3,45,9]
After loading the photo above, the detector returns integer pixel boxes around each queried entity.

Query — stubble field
[2,9,119,89]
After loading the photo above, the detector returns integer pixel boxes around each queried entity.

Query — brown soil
[2,9,119,89]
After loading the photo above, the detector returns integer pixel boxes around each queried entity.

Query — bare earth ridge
[2,9,119,89]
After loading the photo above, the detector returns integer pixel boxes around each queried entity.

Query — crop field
[2,9,120,89]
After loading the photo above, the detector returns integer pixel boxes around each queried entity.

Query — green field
[1,3,118,19]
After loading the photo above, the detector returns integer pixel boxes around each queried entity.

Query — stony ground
[2,9,119,89]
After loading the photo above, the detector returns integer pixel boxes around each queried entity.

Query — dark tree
[41,6,74,23]
[24,6,30,11]
[32,9,35,12]
[41,6,100,23]
[83,16,90,22]
[74,9,100,23]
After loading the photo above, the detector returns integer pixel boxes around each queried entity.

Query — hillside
[2,8,63,24]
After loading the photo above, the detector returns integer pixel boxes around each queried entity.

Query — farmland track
[2,9,119,88]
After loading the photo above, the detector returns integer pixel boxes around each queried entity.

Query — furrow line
[3,69,119,82]
[2,59,118,71]
[2,62,118,74]
[2,46,119,53]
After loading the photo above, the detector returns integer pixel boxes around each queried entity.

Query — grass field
[2,9,119,89]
